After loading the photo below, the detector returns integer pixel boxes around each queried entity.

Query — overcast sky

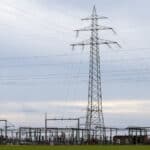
[0,0,150,128]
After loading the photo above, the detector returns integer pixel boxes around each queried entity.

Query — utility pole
[71,6,120,142]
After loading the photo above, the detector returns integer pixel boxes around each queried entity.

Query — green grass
[0,145,150,150]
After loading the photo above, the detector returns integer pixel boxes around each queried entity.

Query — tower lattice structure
[71,6,120,141]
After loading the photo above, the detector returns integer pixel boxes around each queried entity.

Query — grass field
[0,145,150,150]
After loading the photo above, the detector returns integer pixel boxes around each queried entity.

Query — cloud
[0,0,150,127]
[0,0,80,56]
[0,99,150,127]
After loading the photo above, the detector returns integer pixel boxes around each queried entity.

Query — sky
[0,0,150,128]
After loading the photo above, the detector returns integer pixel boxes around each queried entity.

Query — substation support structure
[1,122,150,145]
[0,120,16,144]
[96,126,122,144]
[18,127,45,144]
[0,120,8,144]
[127,127,149,144]
[45,117,80,144]
[0,120,7,138]
[71,6,120,143]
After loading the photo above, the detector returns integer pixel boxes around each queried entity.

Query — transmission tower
[71,6,120,141]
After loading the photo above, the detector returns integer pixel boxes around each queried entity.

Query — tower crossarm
[71,39,91,50]
[97,25,116,34]
[75,25,116,35]
[71,39,121,50]
[99,39,121,48]
[81,16,108,21]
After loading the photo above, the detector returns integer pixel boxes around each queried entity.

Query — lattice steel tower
[71,6,120,141]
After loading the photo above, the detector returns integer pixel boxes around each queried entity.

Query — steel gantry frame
[45,116,80,142]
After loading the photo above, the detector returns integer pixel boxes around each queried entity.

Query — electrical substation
[0,6,150,145]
